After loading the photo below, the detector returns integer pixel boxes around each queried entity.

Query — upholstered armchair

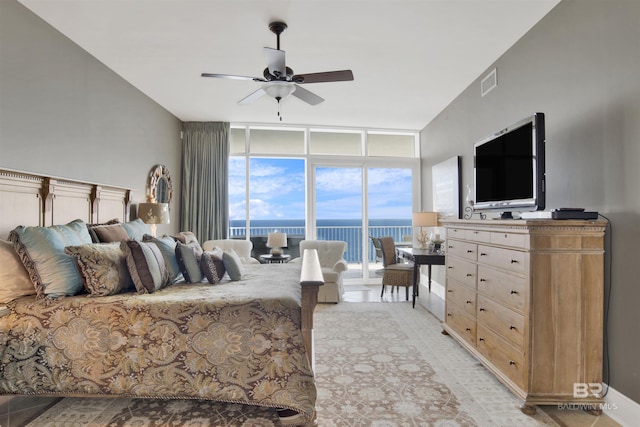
[290,240,348,303]
[202,239,260,264]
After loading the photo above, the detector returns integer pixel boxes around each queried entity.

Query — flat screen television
[473,113,545,219]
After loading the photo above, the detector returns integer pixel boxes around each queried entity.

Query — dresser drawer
[466,229,492,244]
[446,257,477,288]
[446,304,476,347]
[446,280,476,317]
[490,231,527,248]
[477,295,525,349]
[447,227,467,240]
[478,245,526,274]
[446,240,477,261]
[477,325,526,390]
[477,265,527,313]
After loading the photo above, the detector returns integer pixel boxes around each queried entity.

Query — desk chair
[379,236,416,300]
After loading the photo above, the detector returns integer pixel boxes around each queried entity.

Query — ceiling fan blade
[238,88,266,105]
[201,73,266,82]
[292,85,324,105]
[293,70,354,84]
[264,47,286,78]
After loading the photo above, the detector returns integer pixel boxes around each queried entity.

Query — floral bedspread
[0,263,316,424]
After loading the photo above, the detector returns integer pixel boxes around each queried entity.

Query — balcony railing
[229,225,412,263]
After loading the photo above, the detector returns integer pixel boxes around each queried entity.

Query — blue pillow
[121,218,151,241]
[143,234,182,282]
[9,219,93,298]
[222,249,244,281]
[175,241,203,283]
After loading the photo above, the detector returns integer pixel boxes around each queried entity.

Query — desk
[397,247,445,308]
[259,254,291,264]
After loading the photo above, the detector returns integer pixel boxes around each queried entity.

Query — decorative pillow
[121,218,152,241]
[89,223,129,243]
[222,248,244,281]
[9,219,93,298]
[86,218,120,242]
[200,248,226,284]
[0,240,36,303]
[175,241,203,283]
[120,240,171,293]
[143,234,182,282]
[65,243,133,296]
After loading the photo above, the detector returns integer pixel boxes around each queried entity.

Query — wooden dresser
[440,218,607,414]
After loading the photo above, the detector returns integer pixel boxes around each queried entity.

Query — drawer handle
[480,252,487,256]
[448,266,453,269]
[466,249,473,253]
[510,259,519,264]
[479,308,486,312]
[479,337,485,342]
[510,290,518,295]
[509,360,516,366]
[509,325,517,330]
[466,300,472,304]
[448,245,454,249]
[466,328,471,331]
[447,313,452,317]
[466,273,473,277]
[447,289,453,293]
[479,278,486,282]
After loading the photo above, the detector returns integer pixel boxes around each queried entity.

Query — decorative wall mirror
[147,164,173,204]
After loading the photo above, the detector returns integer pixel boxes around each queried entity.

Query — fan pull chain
[276,96,283,121]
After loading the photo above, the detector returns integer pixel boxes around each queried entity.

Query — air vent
[481,68,497,97]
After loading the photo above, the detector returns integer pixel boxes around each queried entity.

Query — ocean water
[229,219,412,262]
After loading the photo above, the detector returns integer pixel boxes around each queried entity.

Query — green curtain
[181,122,229,243]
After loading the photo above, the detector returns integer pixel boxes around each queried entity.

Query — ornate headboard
[0,168,132,239]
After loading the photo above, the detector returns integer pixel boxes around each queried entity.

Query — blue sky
[229,157,412,221]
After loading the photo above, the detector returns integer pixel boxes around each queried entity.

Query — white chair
[202,239,260,264]
[290,240,348,303]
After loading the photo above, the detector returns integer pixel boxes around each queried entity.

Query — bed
[0,168,324,426]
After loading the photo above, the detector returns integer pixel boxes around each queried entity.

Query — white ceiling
[18,0,560,131]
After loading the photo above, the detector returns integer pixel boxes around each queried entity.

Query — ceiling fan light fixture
[262,81,296,100]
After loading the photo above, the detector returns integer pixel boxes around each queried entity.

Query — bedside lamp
[266,231,287,257]
[412,212,439,250]
[138,202,169,237]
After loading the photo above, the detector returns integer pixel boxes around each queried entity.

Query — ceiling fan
[201,21,354,120]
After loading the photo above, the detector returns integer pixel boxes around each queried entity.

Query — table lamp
[266,231,287,257]
[138,202,170,237]
[412,212,439,249]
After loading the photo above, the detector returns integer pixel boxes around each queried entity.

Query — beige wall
[0,0,182,235]
[420,0,640,404]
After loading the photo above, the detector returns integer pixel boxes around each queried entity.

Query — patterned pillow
[172,231,199,245]
[0,240,36,303]
[9,219,93,298]
[222,248,244,281]
[175,241,203,283]
[200,249,226,284]
[143,234,182,282]
[65,243,134,296]
[121,218,152,241]
[120,240,171,293]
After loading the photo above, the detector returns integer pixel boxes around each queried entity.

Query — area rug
[25,302,559,426]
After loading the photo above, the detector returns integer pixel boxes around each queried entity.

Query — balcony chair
[379,236,416,301]
[290,240,348,303]
[202,239,260,264]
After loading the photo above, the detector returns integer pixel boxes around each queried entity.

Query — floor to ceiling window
[228,125,420,277]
